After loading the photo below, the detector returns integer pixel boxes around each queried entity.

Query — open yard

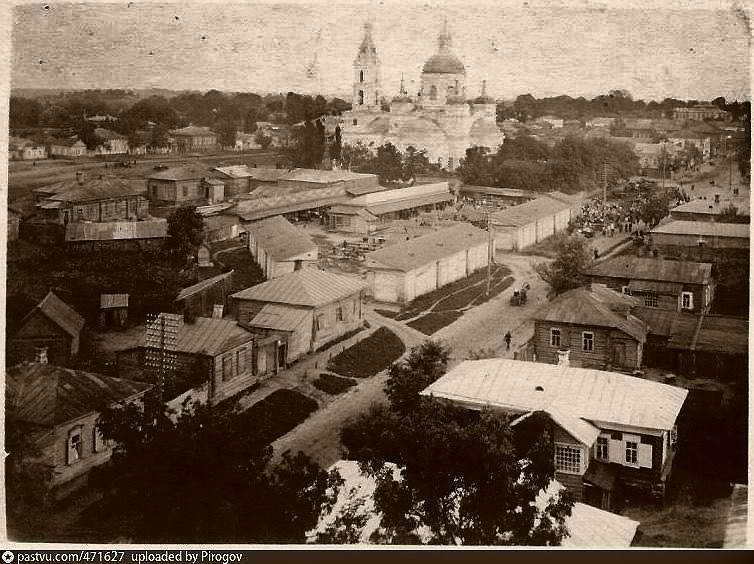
[236,389,319,447]
[327,327,405,378]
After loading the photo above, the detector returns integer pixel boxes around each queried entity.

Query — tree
[370,143,406,183]
[402,146,433,179]
[718,203,749,224]
[534,234,594,296]
[385,340,450,416]
[341,142,374,172]
[166,206,205,257]
[254,130,273,149]
[75,120,106,151]
[150,124,170,149]
[215,118,238,148]
[95,393,338,542]
[458,146,495,186]
[330,125,342,163]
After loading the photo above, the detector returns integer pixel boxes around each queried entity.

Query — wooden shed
[174,270,234,319]
[100,293,129,329]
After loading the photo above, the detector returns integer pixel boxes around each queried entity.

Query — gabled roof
[490,195,572,228]
[175,271,233,302]
[231,269,366,308]
[535,285,648,343]
[329,205,378,221]
[421,358,688,431]
[38,176,146,203]
[169,126,216,137]
[50,137,85,147]
[280,168,378,184]
[651,220,750,239]
[145,315,254,356]
[365,223,488,272]
[6,363,151,427]
[20,291,85,338]
[671,197,750,217]
[147,165,210,181]
[93,128,127,141]
[589,256,713,285]
[246,215,318,261]
[65,219,168,242]
[214,165,255,179]
[247,303,311,332]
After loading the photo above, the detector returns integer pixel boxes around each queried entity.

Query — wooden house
[532,285,648,373]
[174,271,234,320]
[231,269,367,364]
[169,126,217,152]
[421,358,688,508]
[649,220,749,260]
[100,294,129,329]
[64,218,168,252]
[49,137,87,158]
[669,197,750,224]
[457,185,537,206]
[327,205,379,234]
[588,256,715,314]
[146,166,216,205]
[364,223,491,304]
[7,291,85,367]
[5,362,151,499]
[246,216,319,279]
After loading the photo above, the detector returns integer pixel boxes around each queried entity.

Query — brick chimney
[76,171,84,185]
[34,346,49,364]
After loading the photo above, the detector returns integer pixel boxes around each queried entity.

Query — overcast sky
[9,0,752,102]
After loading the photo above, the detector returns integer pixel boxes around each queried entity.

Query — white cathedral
[341,22,505,170]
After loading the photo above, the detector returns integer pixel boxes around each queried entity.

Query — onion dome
[422,20,465,75]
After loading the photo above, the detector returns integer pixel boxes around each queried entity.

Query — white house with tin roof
[245,215,319,279]
[231,269,367,363]
[421,358,688,510]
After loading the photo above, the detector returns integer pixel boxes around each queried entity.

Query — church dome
[422,53,465,75]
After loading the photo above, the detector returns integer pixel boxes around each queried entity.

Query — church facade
[342,22,505,170]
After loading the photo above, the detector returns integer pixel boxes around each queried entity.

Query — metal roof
[665,312,748,355]
[329,205,379,221]
[421,358,688,431]
[632,307,677,337]
[458,185,536,198]
[280,168,378,184]
[148,166,210,181]
[671,198,750,217]
[169,126,216,137]
[246,215,318,261]
[490,194,572,228]
[39,176,146,203]
[591,256,712,285]
[547,405,601,446]
[651,220,750,239]
[232,269,366,308]
[6,362,151,427]
[535,285,648,343]
[248,303,310,332]
[65,219,168,242]
[366,192,454,216]
[175,271,233,302]
[562,502,639,548]
[145,315,254,356]
[100,293,129,309]
[232,185,349,221]
[214,165,255,178]
[23,291,85,339]
[365,223,489,273]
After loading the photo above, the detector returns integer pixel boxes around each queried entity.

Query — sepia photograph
[2,0,751,549]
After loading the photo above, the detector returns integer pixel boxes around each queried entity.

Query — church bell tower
[353,23,381,110]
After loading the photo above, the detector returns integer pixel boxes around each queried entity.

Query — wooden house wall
[310,294,363,351]
[147,178,205,204]
[209,341,258,405]
[175,276,233,319]
[234,299,314,362]
[9,311,77,366]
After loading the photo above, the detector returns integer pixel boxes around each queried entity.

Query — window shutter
[638,443,653,468]
[608,439,623,463]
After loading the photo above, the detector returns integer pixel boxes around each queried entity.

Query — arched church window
[429,85,437,100]
[360,70,364,83]
[358,90,364,105]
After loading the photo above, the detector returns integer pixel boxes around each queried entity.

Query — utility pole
[602,163,609,210]
[486,212,492,296]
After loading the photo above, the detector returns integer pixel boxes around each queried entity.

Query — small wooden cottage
[246,215,319,279]
[174,271,234,319]
[99,294,129,329]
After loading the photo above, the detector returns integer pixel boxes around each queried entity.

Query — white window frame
[67,427,84,465]
[624,433,640,467]
[681,291,694,310]
[550,328,561,348]
[554,443,583,475]
[92,424,108,453]
[621,286,631,295]
[582,331,594,352]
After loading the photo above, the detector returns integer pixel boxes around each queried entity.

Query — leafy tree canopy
[166,206,205,256]
[534,234,594,296]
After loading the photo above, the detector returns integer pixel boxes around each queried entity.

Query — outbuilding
[246,215,319,278]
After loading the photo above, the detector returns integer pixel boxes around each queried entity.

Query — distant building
[422,358,688,506]
[232,269,367,363]
[9,136,47,160]
[650,220,749,259]
[246,216,319,279]
[169,126,217,152]
[49,137,87,158]
[6,362,151,499]
[364,223,491,304]
[100,293,129,329]
[93,128,129,155]
[233,132,262,151]
[457,185,537,206]
[586,117,617,129]
[673,104,730,122]
[6,291,85,367]
[146,166,216,205]
[667,129,711,159]
[670,197,750,223]
[537,115,564,129]
[34,172,149,225]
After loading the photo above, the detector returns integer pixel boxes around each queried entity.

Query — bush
[313,373,357,395]
[327,327,405,378]
[238,389,318,445]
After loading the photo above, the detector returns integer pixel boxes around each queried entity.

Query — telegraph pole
[486,212,492,296]
[602,163,609,209]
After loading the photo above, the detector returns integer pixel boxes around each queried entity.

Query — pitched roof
[145,315,254,356]
[231,269,366,307]
[65,219,168,242]
[50,137,85,147]
[590,256,713,285]
[366,192,454,216]
[23,291,85,338]
[535,285,648,342]
[6,363,151,427]
[147,165,210,181]
[458,185,537,199]
[169,126,216,137]
[562,501,640,548]
[246,215,318,261]
[671,198,750,217]
[247,303,311,332]
[214,165,255,178]
[100,293,129,308]
[329,205,378,221]
[365,223,489,272]
[651,220,750,239]
[93,128,127,141]
[174,271,233,302]
[39,176,146,203]
[421,358,688,431]
[280,168,378,184]
[490,195,572,228]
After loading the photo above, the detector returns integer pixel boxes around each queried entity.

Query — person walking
[504,331,512,351]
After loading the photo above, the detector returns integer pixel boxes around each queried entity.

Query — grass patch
[214,247,265,292]
[327,327,405,378]
[313,373,358,395]
[315,325,364,352]
[373,309,398,319]
[470,276,515,307]
[406,311,464,335]
[238,389,318,445]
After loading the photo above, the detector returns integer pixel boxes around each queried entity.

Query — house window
[429,85,437,100]
[182,186,188,198]
[554,444,582,474]
[644,293,658,307]
[582,331,594,352]
[237,348,246,375]
[67,428,83,465]
[596,436,609,461]
[93,425,107,453]
[625,440,639,465]
[550,328,561,348]
[222,355,233,381]
[336,306,343,322]
[360,70,364,83]
[621,286,631,295]
[681,292,694,310]
[316,313,327,331]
